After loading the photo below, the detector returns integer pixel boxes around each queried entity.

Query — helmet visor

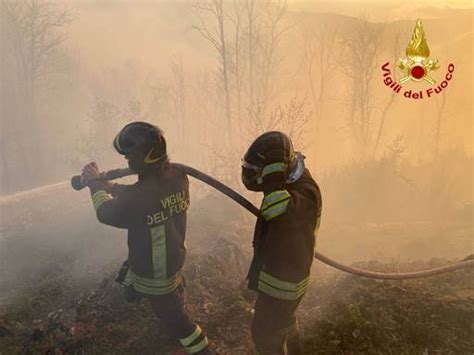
[241,158,262,172]
[113,130,149,155]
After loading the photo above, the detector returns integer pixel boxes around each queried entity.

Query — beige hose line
[314,251,474,280]
[178,163,474,280]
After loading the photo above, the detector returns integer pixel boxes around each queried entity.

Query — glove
[82,162,106,191]
[115,260,142,303]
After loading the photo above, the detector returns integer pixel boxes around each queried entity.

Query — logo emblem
[396,19,439,85]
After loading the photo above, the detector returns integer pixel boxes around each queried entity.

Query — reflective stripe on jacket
[90,163,189,295]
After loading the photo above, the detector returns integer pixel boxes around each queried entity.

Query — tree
[373,29,405,156]
[338,16,384,158]
[298,18,338,164]
[192,0,232,137]
[2,1,72,109]
[246,96,311,150]
[191,0,289,142]
[1,0,73,192]
[433,90,448,163]
[300,21,337,133]
[191,0,290,178]
[169,55,187,145]
[253,0,288,107]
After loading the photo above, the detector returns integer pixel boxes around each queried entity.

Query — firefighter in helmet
[82,122,211,354]
[241,131,322,354]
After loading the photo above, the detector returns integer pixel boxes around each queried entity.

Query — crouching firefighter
[82,121,211,354]
[241,132,322,355]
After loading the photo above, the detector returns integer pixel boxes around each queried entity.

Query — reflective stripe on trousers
[122,269,181,296]
[179,324,209,353]
[148,283,210,354]
[258,271,309,300]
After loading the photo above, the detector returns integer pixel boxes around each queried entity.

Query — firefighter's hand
[82,162,101,185]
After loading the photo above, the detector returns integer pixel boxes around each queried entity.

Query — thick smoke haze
[0,0,472,306]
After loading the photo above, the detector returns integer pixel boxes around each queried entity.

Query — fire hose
[71,163,474,280]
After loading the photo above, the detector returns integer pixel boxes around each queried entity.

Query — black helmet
[242,131,297,192]
[113,121,167,173]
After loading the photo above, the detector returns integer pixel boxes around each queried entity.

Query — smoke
[0,0,472,304]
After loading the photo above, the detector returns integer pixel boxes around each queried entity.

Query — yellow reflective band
[93,196,109,209]
[92,190,111,211]
[261,199,290,221]
[262,162,287,177]
[151,225,167,279]
[129,270,179,286]
[258,271,309,300]
[122,270,181,295]
[261,190,291,210]
[131,282,179,295]
[180,325,202,347]
[186,337,209,354]
[92,190,109,200]
[257,281,307,300]
[259,271,309,292]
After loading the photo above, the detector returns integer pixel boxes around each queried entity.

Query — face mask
[241,167,264,191]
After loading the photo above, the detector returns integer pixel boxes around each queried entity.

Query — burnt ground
[0,238,473,354]
[0,193,473,354]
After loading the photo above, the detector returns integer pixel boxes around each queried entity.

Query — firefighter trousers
[148,282,210,354]
[251,293,302,355]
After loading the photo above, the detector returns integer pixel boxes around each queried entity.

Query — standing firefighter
[241,131,322,354]
[81,122,211,354]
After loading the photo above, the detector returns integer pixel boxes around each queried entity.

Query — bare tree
[338,16,384,157]
[191,0,290,178]
[229,0,245,132]
[275,97,312,150]
[373,29,405,156]
[246,96,311,150]
[298,18,338,164]
[170,55,187,144]
[77,95,144,167]
[2,1,72,113]
[1,0,73,192]
[300,22,337,130]
[253,0,289,106]
[433,90,448,162]
[192,0,232,136]
[244,0,258,112]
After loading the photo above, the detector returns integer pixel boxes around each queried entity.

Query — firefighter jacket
[247,169,322,301]
[89,162,190,296]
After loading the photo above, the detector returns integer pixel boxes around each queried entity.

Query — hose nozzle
[70,168,133,191]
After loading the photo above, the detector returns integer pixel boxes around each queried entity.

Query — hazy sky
[288,0,474,8]
[288,0,474,21]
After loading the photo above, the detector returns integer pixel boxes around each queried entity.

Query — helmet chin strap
[287,152,305,184]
